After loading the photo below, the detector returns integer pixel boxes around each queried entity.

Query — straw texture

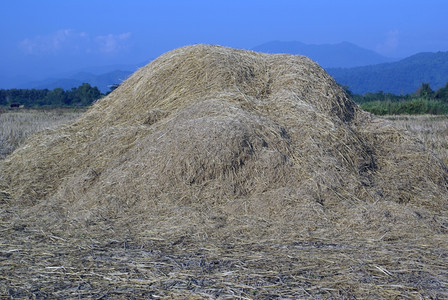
[1,44,447,298]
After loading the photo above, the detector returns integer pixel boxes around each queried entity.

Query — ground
[1,212,447,298]
[1,109,447,298]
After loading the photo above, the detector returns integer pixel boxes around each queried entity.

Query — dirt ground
[1,203,447,299]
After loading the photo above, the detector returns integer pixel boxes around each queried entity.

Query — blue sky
[1,0,448,83]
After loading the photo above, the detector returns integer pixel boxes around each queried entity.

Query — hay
[2,44,447,227]
[1,44,447,297]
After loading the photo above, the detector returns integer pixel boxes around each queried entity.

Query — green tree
[416,82,434,99]
[72,83,101,106]
[43,88,66,106]
[0,90,8,106]
[435,81,448,102]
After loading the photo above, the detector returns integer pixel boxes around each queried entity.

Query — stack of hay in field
[1,44,447,240]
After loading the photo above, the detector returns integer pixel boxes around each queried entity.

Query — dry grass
[0,45,447,298]
[1,221,446,298]
[0,108,84,159]
[383,115,448,166]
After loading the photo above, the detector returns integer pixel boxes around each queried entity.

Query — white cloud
[19,30,131,55]
[376,30,400,55]
[95,32,131,53]
[19,29,79,54]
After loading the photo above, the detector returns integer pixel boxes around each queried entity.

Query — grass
[382,114,448,166]
[1,227,446,298]
[1,110,447,298]
[2,110,447,168]
[0,108,85,159]
[360,98,448,115]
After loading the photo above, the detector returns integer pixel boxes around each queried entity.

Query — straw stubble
[1,44,447,298]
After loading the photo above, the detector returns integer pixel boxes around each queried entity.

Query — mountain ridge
[252,40,397,68]
[327,51,448,94]
[17,70,133,93]
[2,42,448,95]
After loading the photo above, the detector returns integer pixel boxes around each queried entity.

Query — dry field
[0,46,447,299]
[2,110,447,164]
[0,108,85,159]
[1,109,447,299]
[2,110,446,164]
[383,115,448,166]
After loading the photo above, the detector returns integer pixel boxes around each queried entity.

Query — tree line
[2,81,448,115]
[345,81,448,115]
[0,83,107,108]
[349,81,448,103]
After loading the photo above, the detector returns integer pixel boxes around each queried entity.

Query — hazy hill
[0,74,34,89]
[252,41,395,68]
[18,70,133,93]
[327,51,448,94]
[5,46,448,96]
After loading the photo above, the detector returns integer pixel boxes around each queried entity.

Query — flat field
[2,110,447,165]
[1,109,447,298]
[0,108,85,159]
[383,115,448,166]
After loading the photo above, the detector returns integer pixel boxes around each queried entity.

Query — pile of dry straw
[1,44,447,241]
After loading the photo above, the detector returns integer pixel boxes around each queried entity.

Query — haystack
[1,44,447,240]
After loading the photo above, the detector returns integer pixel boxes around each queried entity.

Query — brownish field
[1,111,447,299]
[0,108,85,159]
[1,45,447,298]
[2,110,446,165]
[383,115,448,166]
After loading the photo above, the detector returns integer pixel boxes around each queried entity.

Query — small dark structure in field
[9,102,21,108]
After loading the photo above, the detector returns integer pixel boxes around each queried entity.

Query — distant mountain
[5,47,448,96]
[62,63,144,76]
[18,70,133,93]
[327,51,448,95]
[252,41,396,68]
[0,74,35,89]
